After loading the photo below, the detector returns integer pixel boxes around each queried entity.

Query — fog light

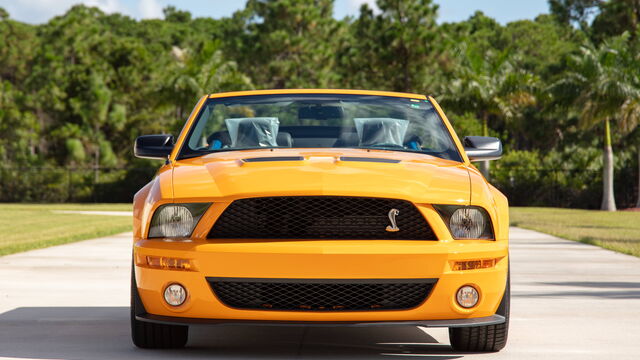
[164,283,187,306]
[456,285,479,308]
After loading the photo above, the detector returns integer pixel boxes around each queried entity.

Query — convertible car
[131,89,509,352]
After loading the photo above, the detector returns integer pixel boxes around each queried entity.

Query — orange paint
[133,89,509,323]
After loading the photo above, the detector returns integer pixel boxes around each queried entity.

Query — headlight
[148,203,211,238]
[434,205,494,240]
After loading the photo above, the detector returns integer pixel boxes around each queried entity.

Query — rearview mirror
[463,136,502,161]
[134,134,174,160]
[298,105,344,120]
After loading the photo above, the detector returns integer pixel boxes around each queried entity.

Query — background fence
[0,166,637,208]
[0,167,157,203]
[490,167,637,209]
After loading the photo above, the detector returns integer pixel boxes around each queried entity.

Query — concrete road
[1,228,639,359]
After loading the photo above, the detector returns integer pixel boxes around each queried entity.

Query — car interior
[185,102,462,161]
[206,125,424,150]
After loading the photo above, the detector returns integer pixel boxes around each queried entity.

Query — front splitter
[136,313,505,328]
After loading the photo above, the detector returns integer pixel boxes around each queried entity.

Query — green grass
[0,203,132,256]
[510,207,640,257]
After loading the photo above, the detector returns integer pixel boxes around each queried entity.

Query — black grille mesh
[208,196,435,240]
[208,278,435,311]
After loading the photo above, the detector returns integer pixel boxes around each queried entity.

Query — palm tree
[551,34,640,211]
[167,41,252,123]
[442,44,537,178]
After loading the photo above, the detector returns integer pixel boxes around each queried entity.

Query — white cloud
[85,0,126,14]
[138,0,162,19]
[0,0,165,24]
[348,0,379,13]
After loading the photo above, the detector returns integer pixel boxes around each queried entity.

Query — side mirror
[134,134,174,160]
[463,136,502,161]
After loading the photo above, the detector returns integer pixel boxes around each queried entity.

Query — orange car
[131,89,509,352]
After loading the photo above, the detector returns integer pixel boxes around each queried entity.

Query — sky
[0,0,550,25]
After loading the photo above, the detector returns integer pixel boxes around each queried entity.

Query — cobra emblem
[386,208,400,232]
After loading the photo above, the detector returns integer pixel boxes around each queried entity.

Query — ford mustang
[131,89,509,352]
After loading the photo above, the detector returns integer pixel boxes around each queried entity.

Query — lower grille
[208,278,436,311]
[208,196,436,240]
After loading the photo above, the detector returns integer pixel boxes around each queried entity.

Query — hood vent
[339,156,401,164]
[241,156,400,163]
[242,156,304,163]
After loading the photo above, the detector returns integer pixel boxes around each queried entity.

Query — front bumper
[134,238,508,323]
[136,313,506,328]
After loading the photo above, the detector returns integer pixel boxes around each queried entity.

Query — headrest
[360,122,386,145]
[276,132,293,147]
[225,117,280,148]
[354,118,409,146]
[333,132,359,147]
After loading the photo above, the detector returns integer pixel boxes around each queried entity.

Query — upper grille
[208,278,436,311]
[208,196,436,240]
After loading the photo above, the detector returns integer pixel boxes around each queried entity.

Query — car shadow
[0,307,466,359]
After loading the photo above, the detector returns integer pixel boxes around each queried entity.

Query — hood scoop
[242,156,304,163]
[339,156,401,164]
[239,155,401,165]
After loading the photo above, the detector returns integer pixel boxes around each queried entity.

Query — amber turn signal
[452,258,496,271]
[142,255,194,271]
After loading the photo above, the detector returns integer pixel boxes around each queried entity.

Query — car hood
[171,149,470,204]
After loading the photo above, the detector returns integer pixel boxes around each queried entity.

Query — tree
[2,0,640,207]
[629,128,640,208]
[340,0,439,92]
[622,38,640,207]
[550,34,640,210]
[549,0,603,30]
[591,0,640,41]
[223,0,342,89]
[550,0,640,42]
[441,45,537,178]
[69,72,114,181]
[0,81,39,164]
[163,6,191,23]
[166,41,252,124]
[500,15,583,76]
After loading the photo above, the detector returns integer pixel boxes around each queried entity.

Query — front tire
[130,266,189,349]
[448,268,510,352]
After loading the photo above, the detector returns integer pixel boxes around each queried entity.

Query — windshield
[179,94,462,162]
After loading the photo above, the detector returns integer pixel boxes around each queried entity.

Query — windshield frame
[175,93,463,162]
